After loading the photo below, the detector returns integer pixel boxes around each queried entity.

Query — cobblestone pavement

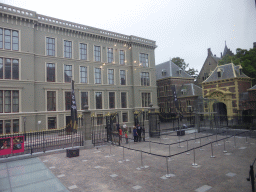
[39,130,256,192]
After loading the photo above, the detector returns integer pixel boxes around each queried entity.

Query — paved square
[37,130,256,192]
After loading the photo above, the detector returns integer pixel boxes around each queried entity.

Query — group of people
[133,124,144,143]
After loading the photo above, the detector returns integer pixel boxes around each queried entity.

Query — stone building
[196,42,234,87]
[156,60,202,121]
[202,63,252,118]
[0,3,157,134]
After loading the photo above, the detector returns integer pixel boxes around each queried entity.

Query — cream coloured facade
[0,3,157,134]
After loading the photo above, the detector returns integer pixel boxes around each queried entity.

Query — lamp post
[23,117,26,141]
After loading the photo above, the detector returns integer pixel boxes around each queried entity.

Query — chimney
[207,48,212,56]
[253,42,256,49]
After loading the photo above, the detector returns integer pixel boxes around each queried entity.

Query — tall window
[47,63,55,82]
[46,37,55,56]
[48,117,56,129]
[65,92,71,110]
[108,48,113,63]
[94,46,101,62]
[141,72,150,86]
[0,28,19,51]
[4,29,11,50]
[109,92,115,109]
[80,43,87,60]
[95,68,101,84]
[120,70,126,85]
[64,65,72,82]
[122,113,128,122]
[0,119,19,134]
[81,92,88,109]
[0,90,19,113]
[0,58,19,80]
[80,66,87,83]
[121,92,127,108]
[108,69,114,85]
[0,28,3,49]
[139,53,149,67]
[95,92,102,109]
[64,40,72,58]
[142,93,150,107]
[120,50,125,65]
[47,91,56,111]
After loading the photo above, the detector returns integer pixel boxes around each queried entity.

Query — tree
[219,47,256,84]
[171,57,198,78]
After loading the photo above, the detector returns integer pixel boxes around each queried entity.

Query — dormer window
[209,62,211,65]
[181,89,186,95]
[178,69,182,75]
[217,68,223,78]
[162,69,167,76]
[239,69,242,75]
[217,71,221,78]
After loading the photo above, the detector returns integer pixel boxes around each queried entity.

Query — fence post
[166,157,172,177]
[234,135,236,148]
[140,150,144,168]
[149,141,151,153]
[223,139,227,153]
[199,138,204,151]
[186,140,190,155]
[192,148,198,166]
[211,142,215,158]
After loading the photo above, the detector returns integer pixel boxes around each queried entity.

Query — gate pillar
[82,105,94,149]
[148,103,160,137]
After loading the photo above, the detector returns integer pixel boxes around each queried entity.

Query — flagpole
[71,80,73,149]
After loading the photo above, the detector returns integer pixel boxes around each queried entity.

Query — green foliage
[218,47,256,84]
[171,57,198,77]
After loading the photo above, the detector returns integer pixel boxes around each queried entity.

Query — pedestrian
[125,130,128,144]
[133,126,138,143]
[119,127,122,144]
[123,123,127,132]
[137,124,141,142]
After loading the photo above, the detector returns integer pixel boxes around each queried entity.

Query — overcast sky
[1,0,256,71]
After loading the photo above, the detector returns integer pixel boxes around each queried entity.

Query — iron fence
[0,128,83,158]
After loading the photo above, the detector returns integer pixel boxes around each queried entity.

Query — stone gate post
[82,105,94,149]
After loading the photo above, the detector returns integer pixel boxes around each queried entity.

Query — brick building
[156,60,202,121]
[202,63,252,118]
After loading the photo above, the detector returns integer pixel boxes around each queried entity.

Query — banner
[71,80,78,132]
[171,85,179,111]
[0,136,24,156]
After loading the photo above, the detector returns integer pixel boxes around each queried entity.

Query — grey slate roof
[155,60,192,80]
[203,63,250,83]
[212,56,221,63]
[177,83,202,97]
[249,84,256,90]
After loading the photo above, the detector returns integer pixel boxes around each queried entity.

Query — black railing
[0,128,83,158]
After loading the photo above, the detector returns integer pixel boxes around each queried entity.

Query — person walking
[133,126,138,143]
[119,127,122,144]
[125,130,128,144]
[137,124,141,142]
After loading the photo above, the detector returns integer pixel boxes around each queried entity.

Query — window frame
[0,90,20,114]
[94,45,101,62]
[122,112,128,123]
[64,40,72,58]
[139,53,149,67]
[79,43,87,60]
[65,91,71,110]
[142,92,151,107]
[47,91,56,111]
[95,92,103,109]
[94,67,102,84]
[0,119,19,134]
[80,66,88,83]
[107,47,114,63]
[108,69,114,85]
[140,72,150,86]
[120,50,125,65]
[120,70,126,85]
[109,92,115,109]
[0,58,19,80]
[0,28,19,51]
[64,64,72,83]
[121,92,127,108]
[81,91,89,110]
[46,63,56,82]
[46,37,55,56]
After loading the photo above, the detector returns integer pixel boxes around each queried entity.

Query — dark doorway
[213,102,227,122]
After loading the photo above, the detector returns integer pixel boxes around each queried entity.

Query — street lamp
[23,117,26,141]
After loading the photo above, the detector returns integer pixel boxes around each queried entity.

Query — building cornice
[0,3,157,49]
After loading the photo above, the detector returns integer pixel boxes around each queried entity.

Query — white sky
[1,0,256,71]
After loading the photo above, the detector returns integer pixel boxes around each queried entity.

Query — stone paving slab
[38,131,256,192]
